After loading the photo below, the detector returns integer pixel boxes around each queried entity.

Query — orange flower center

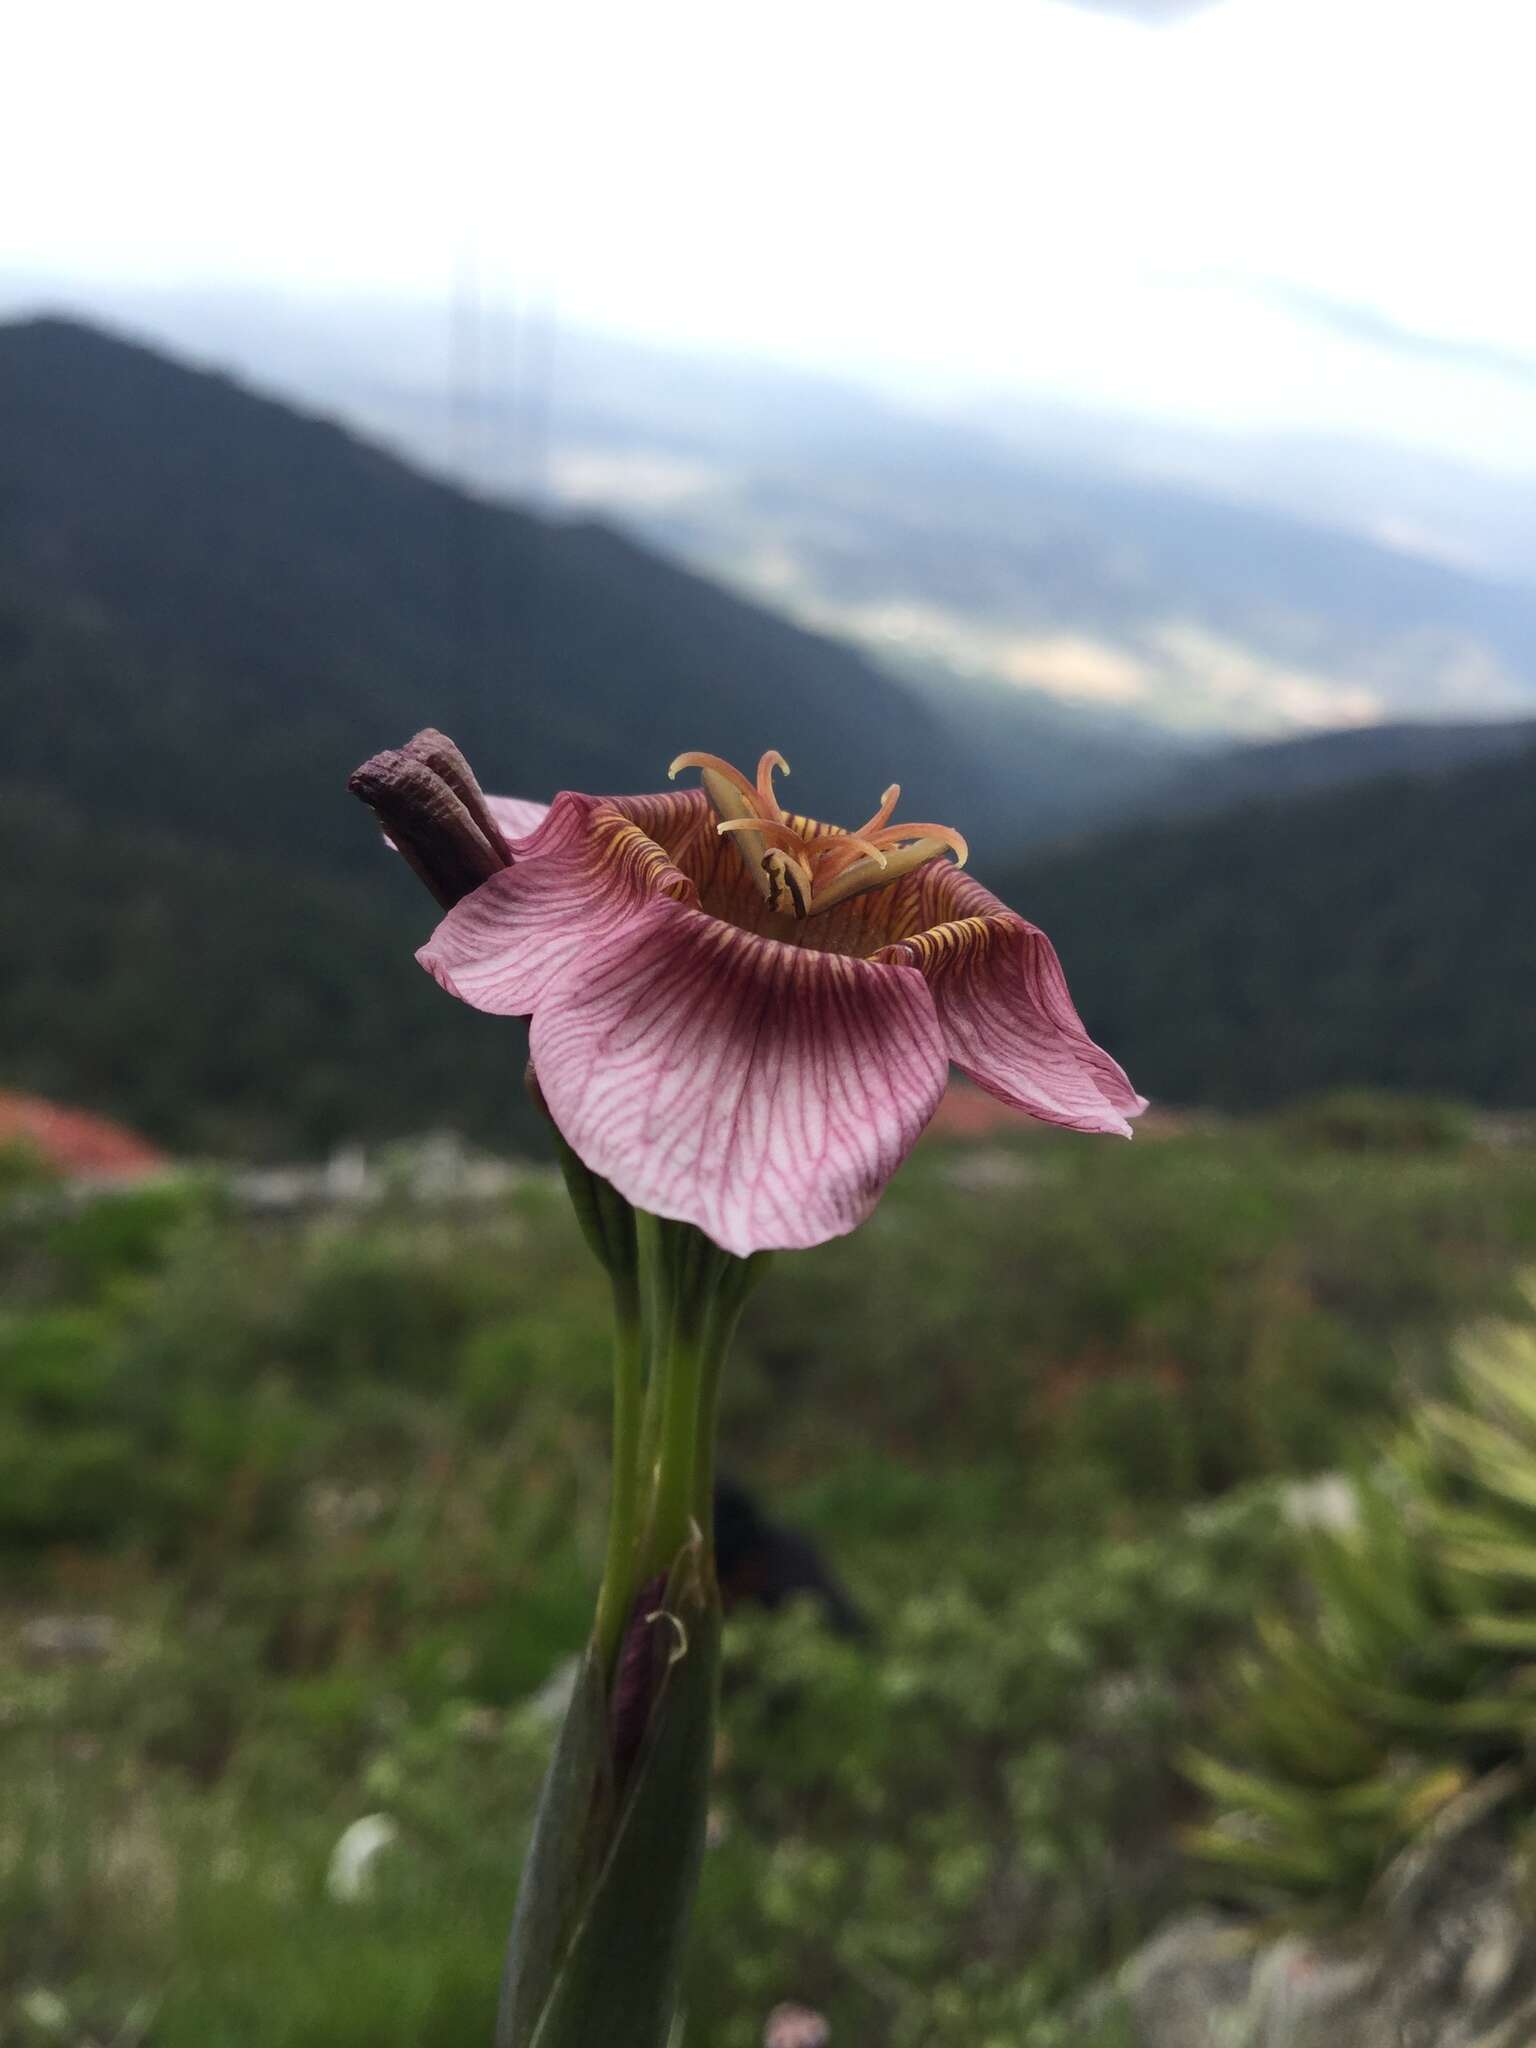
[668,750,968,920]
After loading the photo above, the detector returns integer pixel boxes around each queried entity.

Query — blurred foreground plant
[351,731,1141,2046]
[1187,1275,1536,1918]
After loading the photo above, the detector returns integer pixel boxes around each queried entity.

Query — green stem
[593,1281,644,1674]
[634,1211,674,1505]
[644,1324,705,1578]
[628,1222,767,1587]
[690,1290,751,1555]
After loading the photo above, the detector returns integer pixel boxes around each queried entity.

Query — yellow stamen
[851,784,901,839]
[671,748,965,918]
[808,833,889,881]
[867,822,970,867]
[755,751,791,815]
[715,815,809,855]
[668,751,759,803]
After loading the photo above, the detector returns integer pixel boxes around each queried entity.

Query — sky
[7,0,1536,471]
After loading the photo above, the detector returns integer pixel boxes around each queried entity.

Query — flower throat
[669,749,968,920]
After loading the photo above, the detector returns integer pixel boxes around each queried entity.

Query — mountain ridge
[1125,715,1536,830]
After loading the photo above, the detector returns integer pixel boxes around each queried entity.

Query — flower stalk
[495,1188,764,2048]
[511,1088,767,2044]
[595,1302,646,1675]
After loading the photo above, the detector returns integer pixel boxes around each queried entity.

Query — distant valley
[18,285,1534,743]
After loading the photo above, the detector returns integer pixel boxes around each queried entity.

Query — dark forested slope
[1131,717,1536,827]
[1009,744,1536,1110]
[0,315,1004,866]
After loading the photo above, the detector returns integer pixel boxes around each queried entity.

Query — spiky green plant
[1185,1277,1536,1919]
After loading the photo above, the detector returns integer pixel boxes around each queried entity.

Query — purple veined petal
[528,899,950,1256]
[484,794,553,846]
[881,915,1147,1136]
[417,792,694,1015]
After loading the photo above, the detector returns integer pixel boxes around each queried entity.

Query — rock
[1279,1474,1359,1535]
[17,1989,71,2035]
[1112,1771,1536,2048]
[326,1814,399,1902]
[1112,1912,1261,2047]
[19,1614,117,1665]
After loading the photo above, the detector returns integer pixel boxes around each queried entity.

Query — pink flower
[411,746,1144,1257]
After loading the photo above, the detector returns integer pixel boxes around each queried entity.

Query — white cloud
[4,0,1535,468]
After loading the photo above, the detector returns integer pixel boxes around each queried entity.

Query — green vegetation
[1134,716,1536,827]
[3,1115,1535,2044]
[1187,1278,1536,1920]
[0,789,548,1159]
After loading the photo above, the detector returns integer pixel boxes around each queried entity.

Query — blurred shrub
[686,1492,1284,2048]
[1275,1088,1474,1155]
[731,1132,1532,1506]
[0,1137,54,1197]
[44,1176,220,1291]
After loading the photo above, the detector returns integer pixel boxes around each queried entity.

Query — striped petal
[414,777,1139,1247]
[879,903,1145,1135]
[418,793,692,1016]
[528,901,948,1255]
[485,794,553,846]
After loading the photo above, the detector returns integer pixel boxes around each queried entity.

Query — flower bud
[348,728,510,909]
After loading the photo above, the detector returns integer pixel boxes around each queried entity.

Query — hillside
[0,315,1006,868]
[0,789,531,1156]
[1131,715,1536,826]
[1009,742,1536,1109]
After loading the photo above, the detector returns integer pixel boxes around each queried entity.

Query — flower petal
[485,794,553,845]
[418,793,692,1015]
[529,901,949,1255]
[879,910,1146,1136]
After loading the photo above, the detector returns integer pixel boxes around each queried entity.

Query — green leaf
[1459,1611,1536,1651]
[531,1578,720,2048]
[498,1557,722,2048]
[497,1643,614,2048]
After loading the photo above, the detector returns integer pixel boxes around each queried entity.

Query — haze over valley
[9,282,1536,750]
